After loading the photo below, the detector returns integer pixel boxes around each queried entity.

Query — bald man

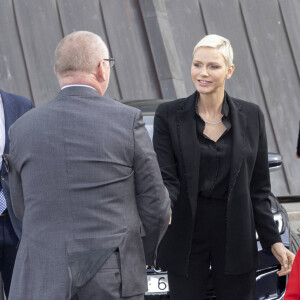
[8,31,170,300]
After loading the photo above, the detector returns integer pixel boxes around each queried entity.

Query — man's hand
[271,242,295,276]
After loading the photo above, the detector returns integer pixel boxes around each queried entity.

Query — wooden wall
[0,0,299,196]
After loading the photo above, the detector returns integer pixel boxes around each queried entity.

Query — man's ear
[97,61,106,82]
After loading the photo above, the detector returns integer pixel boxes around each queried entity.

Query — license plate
[145,274,169,295]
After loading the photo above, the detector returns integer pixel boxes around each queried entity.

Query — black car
[124,99,291,300]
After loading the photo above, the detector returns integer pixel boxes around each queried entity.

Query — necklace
[199,112,223,125]
[197,98,223,125]
[203,119,222,125]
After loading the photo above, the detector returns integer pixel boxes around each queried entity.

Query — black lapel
[227,94,247,196]
[176,92,199,213]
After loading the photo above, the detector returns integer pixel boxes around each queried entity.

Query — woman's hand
[271,242,295,276]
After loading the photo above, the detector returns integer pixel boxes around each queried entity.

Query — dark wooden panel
[0,1,32,100]
[139,0,186,99]
[56,0,121,100]
[241,0,300,195]
[100,0,162,101]
[279,0,300,77]
[13,0,62,106]
[199,0,287,195]
[165,0,206,96]
[200,0,261,102]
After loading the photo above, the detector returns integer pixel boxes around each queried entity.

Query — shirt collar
[61,84,97,91]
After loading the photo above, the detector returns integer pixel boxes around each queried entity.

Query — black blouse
[195,94,232,200]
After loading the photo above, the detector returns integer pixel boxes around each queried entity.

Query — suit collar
[225,93,247,195]
[0,90,18,175]
[177,91,197,113]
[176,91,199,213]
[0,90,17,154]
[57,85,100,99]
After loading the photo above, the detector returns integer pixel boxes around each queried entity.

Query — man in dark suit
[8,31,170,300]
[296,121,300,158]
[0,89,33,298]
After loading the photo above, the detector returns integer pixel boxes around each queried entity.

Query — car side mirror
[268,153,282,172]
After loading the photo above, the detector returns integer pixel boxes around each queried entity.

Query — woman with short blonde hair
[153,34,294,299]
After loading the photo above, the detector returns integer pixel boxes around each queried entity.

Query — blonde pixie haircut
[193,34,234,68]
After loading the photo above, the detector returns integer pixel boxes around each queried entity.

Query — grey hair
[54,31,108,75]
[193,34,234,67]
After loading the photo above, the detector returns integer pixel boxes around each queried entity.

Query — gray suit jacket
[8,86,170,299]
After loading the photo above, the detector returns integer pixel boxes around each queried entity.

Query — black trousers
[168,197,256,300]
[0,213,19,297]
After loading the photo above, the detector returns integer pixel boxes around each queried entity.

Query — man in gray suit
[8,31,170,300]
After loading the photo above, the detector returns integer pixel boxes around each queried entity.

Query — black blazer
[153,91,281,276]
[297,121,300,156]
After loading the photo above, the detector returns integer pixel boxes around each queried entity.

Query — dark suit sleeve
[153,103,180,208]
[133,111,171,265]
[297,121,300,156]
[8,126,25,221]
[250,106,281,249]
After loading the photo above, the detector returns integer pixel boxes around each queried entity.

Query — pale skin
[191,47,294,276]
